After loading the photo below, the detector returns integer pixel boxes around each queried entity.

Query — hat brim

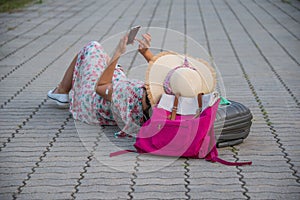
[145,51,216,105]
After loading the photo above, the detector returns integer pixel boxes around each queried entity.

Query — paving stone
[0,194,13,200]
[74,192,129,200]
[189,177,240,185]
[138,176,186,185]
[17,192,73,200]
[80,177,131,186]
[18,185,75,195]
[189,191,245,200]
[77,184,130,193]
[132,191,187,200]
[250,192,300,200]
[245,177,298,186]
[189,184,244,193]
[137,171,184,179]
[248,185,300,194]
[243,171,296,180]
[27,172,81,180]
[25,178,78,187]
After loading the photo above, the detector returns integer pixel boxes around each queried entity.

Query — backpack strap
[110,150,136,157]
[205,146,252,166]
[111,149,252,166]
[197,93,203,108]
[194,93,204,118]
[169,93,180,120]
[211,157,252,166]
[111,150,252,166]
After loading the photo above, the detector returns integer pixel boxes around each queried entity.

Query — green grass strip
[0,0,42,13]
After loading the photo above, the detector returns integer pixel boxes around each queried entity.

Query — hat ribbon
[163,58,197,94]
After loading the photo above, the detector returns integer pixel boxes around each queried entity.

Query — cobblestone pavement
[0,0,300,199]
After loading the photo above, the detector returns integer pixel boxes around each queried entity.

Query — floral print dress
[69,41,145,136]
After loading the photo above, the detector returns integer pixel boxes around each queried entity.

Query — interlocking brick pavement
[0,0,299,199]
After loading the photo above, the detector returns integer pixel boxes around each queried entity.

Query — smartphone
[126,25,141,45]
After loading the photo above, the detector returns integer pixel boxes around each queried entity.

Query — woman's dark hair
[143,88,152,121]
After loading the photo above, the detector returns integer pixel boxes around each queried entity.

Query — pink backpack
[111,94,251,166]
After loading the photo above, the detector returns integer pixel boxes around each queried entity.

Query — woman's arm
[137,33,153,63]
[139,49,153,63]
[95,35,128,100]
[97,35,127,86]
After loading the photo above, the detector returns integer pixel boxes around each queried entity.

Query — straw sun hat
[145,51,216,105]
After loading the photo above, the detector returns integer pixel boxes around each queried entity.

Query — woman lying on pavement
[47,33,153,136]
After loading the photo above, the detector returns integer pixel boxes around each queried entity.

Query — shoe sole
[47,95,69,109]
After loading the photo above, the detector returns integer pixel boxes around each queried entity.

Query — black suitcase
[214,100,252,148]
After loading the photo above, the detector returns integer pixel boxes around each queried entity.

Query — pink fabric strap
[110,150,136,157]
[209,157,252,166]
[111,150,252,166]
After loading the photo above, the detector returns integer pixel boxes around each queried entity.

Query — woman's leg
[54,54,78,94]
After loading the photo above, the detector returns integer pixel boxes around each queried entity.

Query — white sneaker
[47,88,69,108]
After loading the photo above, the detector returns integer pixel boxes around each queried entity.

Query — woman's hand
[115,34,128,56]
[136,33,153,62]
[136,33,151,54]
